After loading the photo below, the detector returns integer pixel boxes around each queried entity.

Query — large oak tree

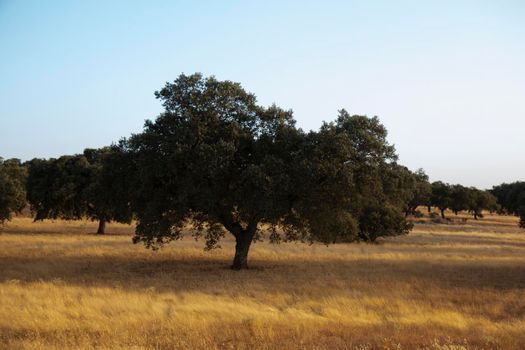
[125,73,412,269]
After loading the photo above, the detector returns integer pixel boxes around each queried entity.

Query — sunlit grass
[1,212,524,349]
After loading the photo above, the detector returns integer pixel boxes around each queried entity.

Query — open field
[1,213,524,349]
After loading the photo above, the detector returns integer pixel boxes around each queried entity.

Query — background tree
[26,148,133,234]
[466,189,499,220]
[403,168,431,216]
[431,184,499,220]
[430,181,452,219]
[0,158,27,224]
[491,182,525,228]
[83,147,134,233]
[125,73,412,270]
[26,155,91,221]
[449,184,470,215]
[306,113,413,243]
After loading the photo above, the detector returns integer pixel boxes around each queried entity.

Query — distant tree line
[393,172,500,221]
[427,182,499,220]
[0,73,522,268]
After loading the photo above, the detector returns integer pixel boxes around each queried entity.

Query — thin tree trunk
[97,218,106,235]
[440,208,446,219]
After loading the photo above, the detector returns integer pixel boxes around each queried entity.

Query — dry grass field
[1,212,524,349]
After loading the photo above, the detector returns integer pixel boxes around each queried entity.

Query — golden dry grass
[1,212,524,349]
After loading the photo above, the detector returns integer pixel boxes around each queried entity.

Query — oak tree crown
[124,73,412,269]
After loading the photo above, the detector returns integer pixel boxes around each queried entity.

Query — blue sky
[1,0,524,188]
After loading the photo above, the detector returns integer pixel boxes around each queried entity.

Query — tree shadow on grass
[1,252,524,296]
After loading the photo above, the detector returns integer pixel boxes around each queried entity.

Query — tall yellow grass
[1,212,524,349]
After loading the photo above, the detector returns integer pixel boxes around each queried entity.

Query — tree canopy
[467,188,499,220]
[403,168,431,216]
[430,181,499,220]
[0,158,27,224]
[491,182,525,228]
[26,147,133,233]
[124,73,413,269]
[430,181,452,218]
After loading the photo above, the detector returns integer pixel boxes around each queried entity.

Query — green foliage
[491,182,525,215]
[26,155,91,221]
[431,181,452,218]
[432,182,499,220]
[466,189,499,220]
[358,203,413,242]
[491,182,525,228]
[83,147,134,226]
[125,73,414,268]
[402,168,431,216]
[449,184,471,215]
[126,73,302,252]
[0,158,27,224]
[26,147,133,232]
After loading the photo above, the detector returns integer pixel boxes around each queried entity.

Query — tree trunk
[427,205,432,213]
[97,218,106,235]
[440,208,446,219]
[219,210,259,270]
[231,222,258,270]
[232,234,252,270]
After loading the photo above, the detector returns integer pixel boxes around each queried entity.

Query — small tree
[125,73,412,269]
[466,189,499,220]
[431,181,452,219]
[0,158,27,224]
[403,168,431,216]
[358,202,412,242]
[83,147,134,233]
[449,184,470,215]
[491,182,525,228]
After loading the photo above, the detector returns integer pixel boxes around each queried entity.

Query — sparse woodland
[1,74,524,349]
[0,74,515,268]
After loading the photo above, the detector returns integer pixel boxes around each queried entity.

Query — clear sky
[1,1,523,189]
